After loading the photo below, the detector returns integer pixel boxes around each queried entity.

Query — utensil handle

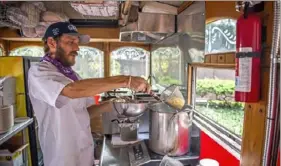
[131,90,136,100]
[150,92,163,101]
[112,102,122,116]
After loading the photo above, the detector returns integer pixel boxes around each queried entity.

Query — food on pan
[166,97,185,110]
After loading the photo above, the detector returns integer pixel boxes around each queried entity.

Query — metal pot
[148,102,192,156]
[0,105,14,134]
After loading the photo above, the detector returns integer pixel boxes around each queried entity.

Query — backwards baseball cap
[43,22,90,44]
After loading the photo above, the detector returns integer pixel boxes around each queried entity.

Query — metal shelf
[0,117,33,145]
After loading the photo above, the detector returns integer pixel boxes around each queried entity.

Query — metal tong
[150,91,165,103]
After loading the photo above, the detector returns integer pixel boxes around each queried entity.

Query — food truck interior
[0,1,280,166]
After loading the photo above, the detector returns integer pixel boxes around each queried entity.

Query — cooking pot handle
[180,104,194,112]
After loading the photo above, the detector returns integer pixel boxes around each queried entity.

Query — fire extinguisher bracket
[236,52,261,58]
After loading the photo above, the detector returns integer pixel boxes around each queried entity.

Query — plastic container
[94,95,100,105]
[199,159,219,166]
[159,155,184,166]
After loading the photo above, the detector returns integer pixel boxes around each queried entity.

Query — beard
[55,45,77,67]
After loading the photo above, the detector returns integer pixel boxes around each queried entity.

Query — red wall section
[199,131,240,166]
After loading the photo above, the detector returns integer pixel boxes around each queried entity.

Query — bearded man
[28,22,150,166]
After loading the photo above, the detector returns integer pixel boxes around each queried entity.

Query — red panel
[199,131,240,166]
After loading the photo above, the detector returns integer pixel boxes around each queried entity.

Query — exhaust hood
[119,12,175,43]
[177,1,205,42]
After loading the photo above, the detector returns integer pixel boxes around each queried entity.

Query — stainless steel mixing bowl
[112,100,149,117]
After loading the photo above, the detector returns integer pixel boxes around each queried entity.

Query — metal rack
[0,117,33,166]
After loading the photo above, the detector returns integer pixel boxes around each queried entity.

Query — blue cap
[43,22,90,44]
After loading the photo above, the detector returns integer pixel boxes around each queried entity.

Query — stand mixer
[111,96,149,142]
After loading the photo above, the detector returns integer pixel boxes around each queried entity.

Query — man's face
[55,34,80,67]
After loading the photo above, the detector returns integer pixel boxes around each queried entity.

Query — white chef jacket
[28,61,95,166]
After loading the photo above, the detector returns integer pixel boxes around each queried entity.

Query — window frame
[0,41,4,56]
[0,47,3,56]
[109,46,151,78]
[151,46,185,89]
[9,45,45,57]
[9,45,105,78]
[73,46,105,79]
[190,65,243,156]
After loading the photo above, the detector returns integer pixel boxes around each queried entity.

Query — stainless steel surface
[100,133,199,166]
[151,2,205,64]
[176,1,205,64]
[0,105,14,134]
[119,122,139,141]
[0,117,33,145]
[177,2,205,36]
[0,76,16,106]
[113,100,149,117]
[100,136,130,166]
[148,103,192,156]
[119,12,175,43]
[263,1,281,166]
[102,108,150,135]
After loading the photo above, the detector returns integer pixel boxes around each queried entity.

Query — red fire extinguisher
[235,9,262,102]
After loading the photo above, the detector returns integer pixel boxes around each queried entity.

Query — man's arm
[61,76,129,99]
[61,75,151,99]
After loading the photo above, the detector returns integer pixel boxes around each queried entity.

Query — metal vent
[119,12,175,43]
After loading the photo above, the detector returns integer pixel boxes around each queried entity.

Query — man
[28,22,150,166]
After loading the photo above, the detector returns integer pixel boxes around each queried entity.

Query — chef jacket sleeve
[28,63,72,109]
[86,97,95,108]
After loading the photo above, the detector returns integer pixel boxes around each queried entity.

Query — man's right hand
[126,76,151,94]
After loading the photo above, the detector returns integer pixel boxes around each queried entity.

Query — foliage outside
[196,79,244,136]
[196,106,244,136]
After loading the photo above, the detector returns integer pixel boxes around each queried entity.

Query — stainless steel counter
[100,135,131,166]
[99,133,200,166]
